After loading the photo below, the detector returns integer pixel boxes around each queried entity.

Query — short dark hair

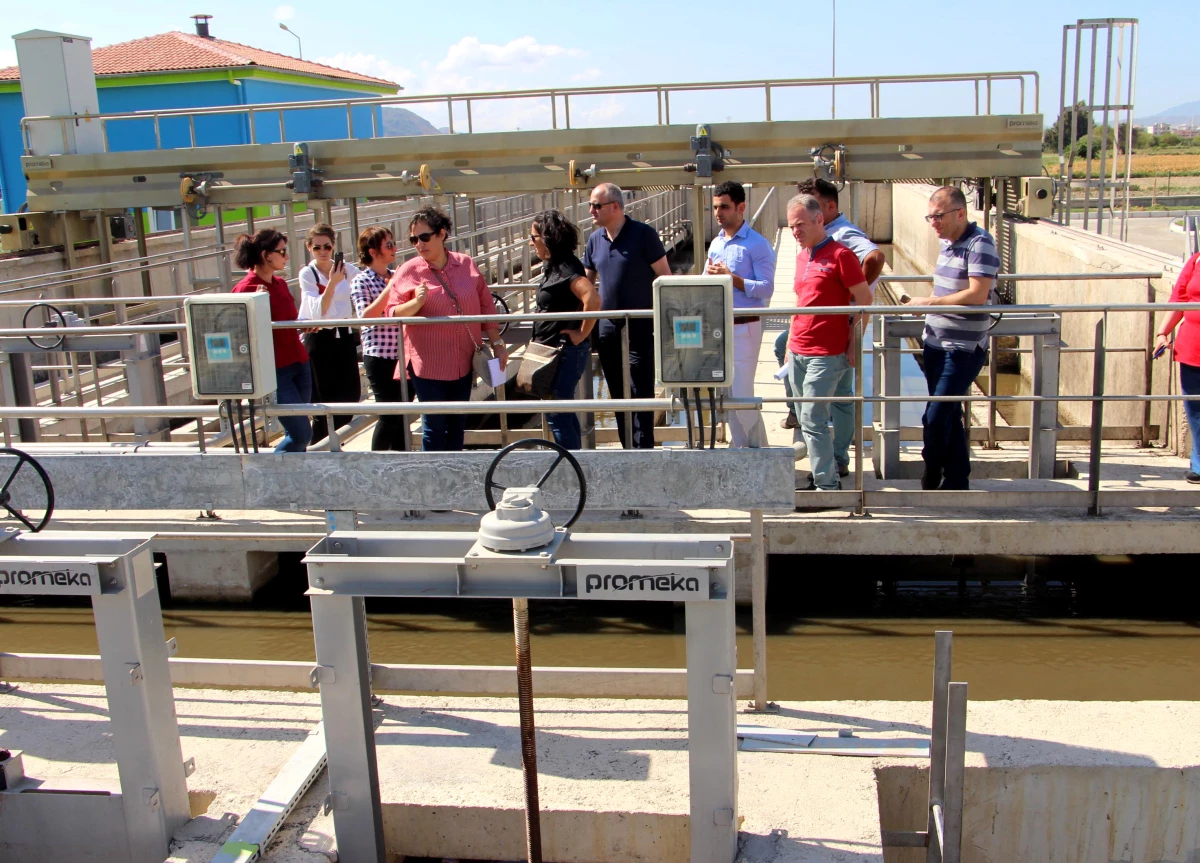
[531,209,579,262]
[711,181,745,205]
[234,229,286,270]
[408,206,452,238]
[796,177,839,207]
[307,223,336,245]
[357,226,393,267]
[932,185,968,210]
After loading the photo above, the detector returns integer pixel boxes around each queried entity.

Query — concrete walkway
[5,683,1200,862]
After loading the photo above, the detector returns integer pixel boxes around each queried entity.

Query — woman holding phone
[385,207,507,451]
[298,223,361,444]
[1155,249,1200,483]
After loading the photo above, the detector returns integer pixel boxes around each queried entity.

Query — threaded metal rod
[512,598,543,862]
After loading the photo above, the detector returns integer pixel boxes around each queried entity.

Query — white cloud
[570,68,603,83]
[315,52,415,89]
[274,5,295,22]
[0,48,15,69]
[437,36,583,73]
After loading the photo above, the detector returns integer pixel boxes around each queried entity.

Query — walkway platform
[4,683,1199,862]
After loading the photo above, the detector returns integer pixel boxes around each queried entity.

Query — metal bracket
[128,662,143,685]
[309,665,335,688]
[322,792,349,815]
[183,756,197,778]
[711,674,733,695]
[165,637,179,657]
[810,143,847,188]
[143,787,161,811]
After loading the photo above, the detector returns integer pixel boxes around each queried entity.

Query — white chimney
[14,30,104,156]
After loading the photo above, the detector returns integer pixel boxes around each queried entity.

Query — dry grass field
[1043,151,1200,178]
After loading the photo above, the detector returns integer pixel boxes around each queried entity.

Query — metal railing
[21,70,1040,154]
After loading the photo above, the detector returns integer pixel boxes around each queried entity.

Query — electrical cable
[223,400,239,453]
[681,389,694,449]
[234,399,249,454]
[708,387,717,450]
[247,399,260,453]
[693,387,704,449]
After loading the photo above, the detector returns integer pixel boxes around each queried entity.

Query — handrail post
[750,508,768,711]
[1142,278,1155,447]
[926,631,952,863]
[942,682,968,863]
[853,315,865,515]
[1088,317,1106,516]
[621,317,633,448]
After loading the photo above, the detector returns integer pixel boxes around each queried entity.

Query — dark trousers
[546,340,592,450]
[597,318,655,449]
[362,354,410,451]
[410,368,473,451]
[305,327,361,444]
[1181,362,1200,475]
[273,361,312,453]
[921,344,988,489]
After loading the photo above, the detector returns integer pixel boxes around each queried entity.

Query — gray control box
[652,275,735,388]
[184,292,276,399]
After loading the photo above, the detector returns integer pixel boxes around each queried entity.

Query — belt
[733,316,760,326]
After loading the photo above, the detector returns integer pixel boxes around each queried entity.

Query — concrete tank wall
[891,182,1192,457]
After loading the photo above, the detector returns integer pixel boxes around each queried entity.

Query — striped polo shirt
[923,222,1000,351]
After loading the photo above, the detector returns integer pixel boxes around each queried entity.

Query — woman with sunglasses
[529,209,600,449]
[350,226,408,451]
[298,223,362,444]
[385,207,507,451]
[232,229,311,453]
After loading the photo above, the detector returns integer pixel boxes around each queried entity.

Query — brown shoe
[781,412,798,430]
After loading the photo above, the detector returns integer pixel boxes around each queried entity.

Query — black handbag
[515,340,562,398]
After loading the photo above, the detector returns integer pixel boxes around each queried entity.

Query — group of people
[230,181,1200,488]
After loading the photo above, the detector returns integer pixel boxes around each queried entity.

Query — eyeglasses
[310,243,334,251]
[925,207,964,223]
[381,240,396,249]
[529,233,543,241]
[270,246,289,256]
[409,231,439,245]
[588,200,615,210]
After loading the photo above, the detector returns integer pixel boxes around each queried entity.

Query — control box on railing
[652,275,734,387]
[184,292,275,399]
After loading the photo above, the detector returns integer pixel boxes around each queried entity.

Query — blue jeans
[787,352,853,489]
[1181,362,1200,475]
[776,329,852,467]
[411,369,473,451]
[921,344,988,489]
[546,340,591,450]
[274,361,313,453]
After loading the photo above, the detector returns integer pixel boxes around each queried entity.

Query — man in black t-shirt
[582,183,671,448]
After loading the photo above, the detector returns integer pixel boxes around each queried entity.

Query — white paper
[773,365,789,380]
[487,357,506,387]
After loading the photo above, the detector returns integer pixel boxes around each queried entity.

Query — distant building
[1147,123,1172,136]
[0,17,398,212]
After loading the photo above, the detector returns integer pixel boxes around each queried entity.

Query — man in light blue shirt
[705,180,776,447]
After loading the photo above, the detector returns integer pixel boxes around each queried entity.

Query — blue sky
[2,1,1196,130]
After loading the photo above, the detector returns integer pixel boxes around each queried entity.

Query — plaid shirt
[350,268,400,359]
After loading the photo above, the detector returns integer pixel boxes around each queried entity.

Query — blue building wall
[0,77,388,212]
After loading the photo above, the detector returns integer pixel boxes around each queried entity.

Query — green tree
[1043,102,1092,153]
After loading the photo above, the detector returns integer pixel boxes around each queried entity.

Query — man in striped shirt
[906,186,999,490]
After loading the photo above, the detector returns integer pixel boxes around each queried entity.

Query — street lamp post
[831,0,837,119]
[279,22,302,60]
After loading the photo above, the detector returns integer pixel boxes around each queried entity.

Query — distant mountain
[381,107,442,137]
[1135,100,1200,125]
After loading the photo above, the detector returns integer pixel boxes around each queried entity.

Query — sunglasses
[270,246,289,256]
[310,243,334,251]
[530,233,543,241]
[924,207,964,223]
[381,240,396,249]
[409,231,440,245]
[588,200,614,210]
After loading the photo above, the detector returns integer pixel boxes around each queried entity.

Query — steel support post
[1088,318,1106,516]
[942,682,969,863]
[0,352,40,442]
[685,595,738,863]
[285,205,300,282]
[926,631,952,863]
[879,319,903,479]
[1142,278,1155,447]
[691,184,706,275]
[348,199,360,247]
[181,208,198,292]
[92,543,190,862]
[309,595,385,863]
[213,206,232,291]
[750,508,767,711]
[620,320,633,448]
[1028,327,1061,479]
[134,208,153,297]
[124,334,170,442]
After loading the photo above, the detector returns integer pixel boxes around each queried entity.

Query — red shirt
[385,251,497,381]
[232,272,308,368]
[1168,253,1200,367]
[788,239,867,357]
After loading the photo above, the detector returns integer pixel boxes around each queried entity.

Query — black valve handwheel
[23,303,67,351]
[490,291,511,336]
[484,438,587,528]
[0,447,55,532]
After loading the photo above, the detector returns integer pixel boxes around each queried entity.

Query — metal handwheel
[484,438,587,528]
[23,303,67,351]
[0,447,55,532]
[491,291,512,336]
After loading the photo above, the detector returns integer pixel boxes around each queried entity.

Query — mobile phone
[1153,343,1168,360]
[333,251,344,269]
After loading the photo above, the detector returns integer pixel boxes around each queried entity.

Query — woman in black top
[529,210,600,449]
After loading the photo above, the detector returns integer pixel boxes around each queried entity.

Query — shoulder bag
[428,268,495,385]
[515,339,562,399]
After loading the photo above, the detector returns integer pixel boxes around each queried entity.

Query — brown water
[5,558,1199,701]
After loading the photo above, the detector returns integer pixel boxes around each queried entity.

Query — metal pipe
[512,598,544,863]
[750,508,767,711]
[1088,317,1106,516]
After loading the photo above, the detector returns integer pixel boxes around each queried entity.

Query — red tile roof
[0,31,396,88]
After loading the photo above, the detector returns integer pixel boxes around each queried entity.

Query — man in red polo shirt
[785,193,872,491]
